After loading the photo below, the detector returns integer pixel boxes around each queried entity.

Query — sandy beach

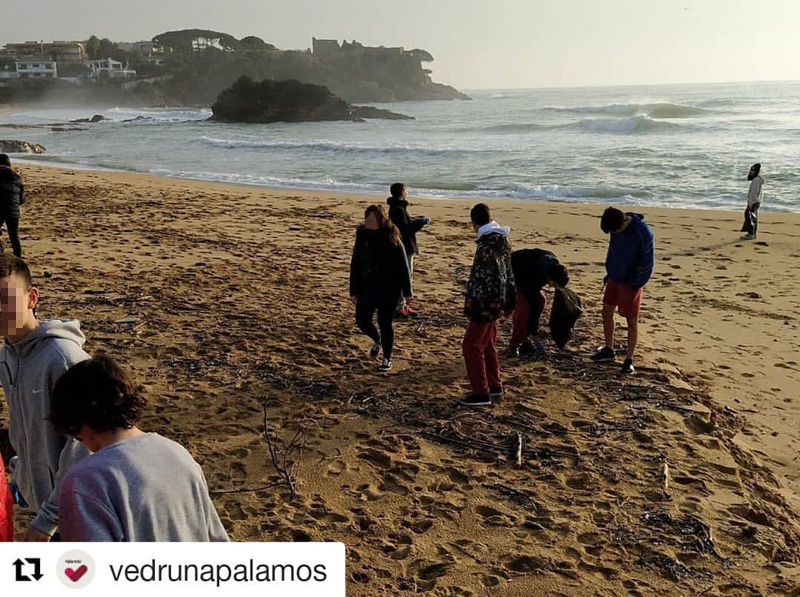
[1,163,799,595]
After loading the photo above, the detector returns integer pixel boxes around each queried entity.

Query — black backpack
[549,287,583,349]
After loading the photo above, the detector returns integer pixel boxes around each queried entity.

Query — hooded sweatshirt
[605,213,655,290]
[0,319,91,535]
[59,432,229,542]
[747,175,764,208]
[465,222,516,322]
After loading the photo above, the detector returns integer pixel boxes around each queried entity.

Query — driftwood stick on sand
[663,461,670,493]
[515,431,524,468]
[262,400,308,500]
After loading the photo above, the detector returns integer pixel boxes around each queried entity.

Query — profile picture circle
[57,550,96,589]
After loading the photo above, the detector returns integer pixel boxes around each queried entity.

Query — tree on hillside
[240,36,276,51]
[86,36,101,60]
[153,29,240,54]
[85,35,129,62]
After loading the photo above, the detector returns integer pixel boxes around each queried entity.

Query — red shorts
[603,280,643,318]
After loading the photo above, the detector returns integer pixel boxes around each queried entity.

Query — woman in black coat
[349,204,412,371]
[0,154,24,257]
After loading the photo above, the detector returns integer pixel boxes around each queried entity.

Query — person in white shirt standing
[742,163,764,240]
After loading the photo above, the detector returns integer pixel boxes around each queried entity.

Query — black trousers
[0,214,21,257]
[741,205,759,236]
[356,299,396,360]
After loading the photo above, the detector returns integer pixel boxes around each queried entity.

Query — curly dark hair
[548,263,570,288]
[50,355,147,436]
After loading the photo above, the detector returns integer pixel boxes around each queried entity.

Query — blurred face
[0,274,37,339]
[365,213,380,230]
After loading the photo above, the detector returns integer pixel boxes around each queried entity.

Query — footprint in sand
[578,532,606,556]
[501,554,550,573]
[325,459,347,477]
[382,542,412,561]
[401,518,434,535]
[476,505,518,527]
[354,483,383,502]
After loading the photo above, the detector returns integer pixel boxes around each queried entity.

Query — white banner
[0,542,345,596]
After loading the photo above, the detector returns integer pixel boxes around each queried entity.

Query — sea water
[4,80,799,212]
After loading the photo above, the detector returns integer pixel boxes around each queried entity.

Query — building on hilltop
[48,41,86,63]
[14,58,58,79]
[118,41,166,65]
[118,40,163,56]
[88,58,136,79]
[311,38,341,59]
[5,41,86,63]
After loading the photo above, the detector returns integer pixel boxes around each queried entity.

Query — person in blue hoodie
[0,255,90,541]
[591,207,654,374]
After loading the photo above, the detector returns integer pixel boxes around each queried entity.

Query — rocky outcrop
[351,106,414,121]
[210,77,413,123]
[71,114,106,123]
[0,140,47,154]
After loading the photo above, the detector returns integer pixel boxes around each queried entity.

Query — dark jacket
[465,228,516,322]
[387,196,426,256]
[0,166,24,219]
[511,249,559,299]
[349,226,412,303]
[605,213,655,289]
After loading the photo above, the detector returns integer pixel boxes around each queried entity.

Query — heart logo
[65,565,88,582]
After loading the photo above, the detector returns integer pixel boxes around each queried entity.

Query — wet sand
[2,164,799,595]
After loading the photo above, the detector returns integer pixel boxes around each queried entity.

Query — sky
[1,0,798,90]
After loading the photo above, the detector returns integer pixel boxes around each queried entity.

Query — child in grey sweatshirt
[0,256,90,540]
[50,355,229,542]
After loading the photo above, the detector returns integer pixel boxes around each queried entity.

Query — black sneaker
[590,346,615,362]
[369,342,381,359]
[458,394,492,407]
[621,358,635,374]
[489,386,504,399]
[519,340,536,356]
[506,345,520,357]
[379,359,392,372]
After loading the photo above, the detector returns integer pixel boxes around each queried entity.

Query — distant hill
[0,30,469,107]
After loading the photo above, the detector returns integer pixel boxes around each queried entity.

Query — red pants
[510,290,546,347]
[463,319,501,395]
[0,458,12,542]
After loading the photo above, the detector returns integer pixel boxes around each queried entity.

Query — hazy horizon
[2,0,798,90]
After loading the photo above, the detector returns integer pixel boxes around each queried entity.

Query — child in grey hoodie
[0,255,90,540]
[51,355,229,542]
